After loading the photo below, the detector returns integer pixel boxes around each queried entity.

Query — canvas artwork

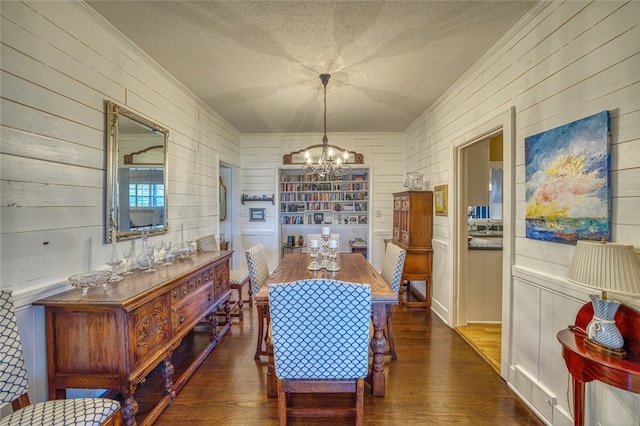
[525,111,610,244]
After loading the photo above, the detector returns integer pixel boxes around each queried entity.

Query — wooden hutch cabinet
[391,191,433,309]
[34,250,233,426]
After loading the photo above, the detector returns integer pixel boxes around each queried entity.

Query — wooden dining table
[255,253,397,397]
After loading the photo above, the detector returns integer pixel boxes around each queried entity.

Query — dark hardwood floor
[154,297,544,425]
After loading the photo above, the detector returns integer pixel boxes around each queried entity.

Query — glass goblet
[163,241,174,265]
[154,241,164,264]
[145,246,155,273]
[121,246,134,275]
[106,257,124,282]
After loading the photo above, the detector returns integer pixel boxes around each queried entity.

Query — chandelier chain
[301,73,352,178]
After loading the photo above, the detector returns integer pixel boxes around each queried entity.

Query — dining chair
[380,242,407,360]
[269,279,371,426]
[0,291,122,426]
[245,244,271,360]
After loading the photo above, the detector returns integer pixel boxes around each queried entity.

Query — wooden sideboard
[34,250,233,426]
[391,191,433,309]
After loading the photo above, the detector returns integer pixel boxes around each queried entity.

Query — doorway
[456,134,504,372]
[219,162,241,268]
[453,108,514,378]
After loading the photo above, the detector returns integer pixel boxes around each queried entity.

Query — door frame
[451,107,515,378]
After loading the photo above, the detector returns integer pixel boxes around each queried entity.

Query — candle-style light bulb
[343,150,349,162]
[304,150,310,159]
[328,147,333,159]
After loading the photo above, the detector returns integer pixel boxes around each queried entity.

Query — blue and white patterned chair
[0,291,122,426]
[245,244,271,360]
[380,242,407,360]
[269,279,371,426]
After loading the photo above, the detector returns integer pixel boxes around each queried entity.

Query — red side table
[557,302,640,425]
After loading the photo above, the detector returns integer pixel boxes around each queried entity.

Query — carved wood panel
[133,297,169,364]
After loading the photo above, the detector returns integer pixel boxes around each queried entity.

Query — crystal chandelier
[301,74,352,178]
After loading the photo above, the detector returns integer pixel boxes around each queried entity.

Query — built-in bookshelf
[278,167,370,254]
[280,169,368,226]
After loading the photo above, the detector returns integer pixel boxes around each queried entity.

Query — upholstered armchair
[269,279,371,425]
[245,244,271,360]
[380,242,407,360]
[0,291,122,426]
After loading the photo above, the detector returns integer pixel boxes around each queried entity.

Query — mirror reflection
[107,101,169,241]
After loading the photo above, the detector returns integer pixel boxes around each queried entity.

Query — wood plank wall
[1,1,241,295]
[405,1,640,424]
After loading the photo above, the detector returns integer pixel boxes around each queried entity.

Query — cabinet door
[131,295,170,366]
[214,261,230,300]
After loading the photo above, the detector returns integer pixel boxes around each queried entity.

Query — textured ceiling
[87,1,535,134]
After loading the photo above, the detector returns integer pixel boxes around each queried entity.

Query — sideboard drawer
[171,282,214,334]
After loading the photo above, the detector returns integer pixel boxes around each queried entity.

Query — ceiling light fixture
[302,74,351,178]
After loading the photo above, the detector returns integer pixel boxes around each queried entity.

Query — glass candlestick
[321,233,330,269]
[307,240,322,271]
[106,257,124,282]
[326,240,340,272]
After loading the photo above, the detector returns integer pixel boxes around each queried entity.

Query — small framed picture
[434,184,448,216]
[358,215,368,224]
[250,208,266,222]
[348,215,358,224]
[313,212,324,224]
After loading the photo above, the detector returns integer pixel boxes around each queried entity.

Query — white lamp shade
[567,241,640,296]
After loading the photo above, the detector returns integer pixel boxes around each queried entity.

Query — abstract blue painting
[525,111,610,244]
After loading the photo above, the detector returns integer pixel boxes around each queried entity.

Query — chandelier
[301,73,352,178]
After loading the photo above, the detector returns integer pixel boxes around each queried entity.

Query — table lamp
[566,240,640,357]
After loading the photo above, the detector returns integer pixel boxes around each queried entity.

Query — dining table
[255,253,397,397]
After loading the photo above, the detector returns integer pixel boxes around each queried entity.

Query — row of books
[280,173,368,183]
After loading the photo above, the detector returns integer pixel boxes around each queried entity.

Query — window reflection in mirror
[106,101,169,241]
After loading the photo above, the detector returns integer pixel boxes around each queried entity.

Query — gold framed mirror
[219,176,227,221]
[106,100,169,241]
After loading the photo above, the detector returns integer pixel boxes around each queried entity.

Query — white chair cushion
[229,269,249,284]
[0,398,121,426]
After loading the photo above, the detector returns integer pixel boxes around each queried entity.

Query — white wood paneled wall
[1,1,241,295]
[240,132,405,271]
[0,1,240,408]
[405,1,640,424]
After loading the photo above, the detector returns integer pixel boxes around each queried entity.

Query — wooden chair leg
[277,378,287,426]
[236,285,244,321]
[355,378,364,426]
[385,305,397,360]
[247,282,254,307]
[255,305,269,360]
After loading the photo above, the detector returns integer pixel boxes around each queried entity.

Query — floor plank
[456,323,502,374]
[153,295,543,425]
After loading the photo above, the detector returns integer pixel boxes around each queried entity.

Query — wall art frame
[250,208,266,222]
[434,184,448,216]
[525,111,611,244]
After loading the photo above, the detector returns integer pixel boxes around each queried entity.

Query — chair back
[245,244,270,296]
[381,242,407,294]
[306,234,322,247]
[0,291,29,404]
[269,279,371,380]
